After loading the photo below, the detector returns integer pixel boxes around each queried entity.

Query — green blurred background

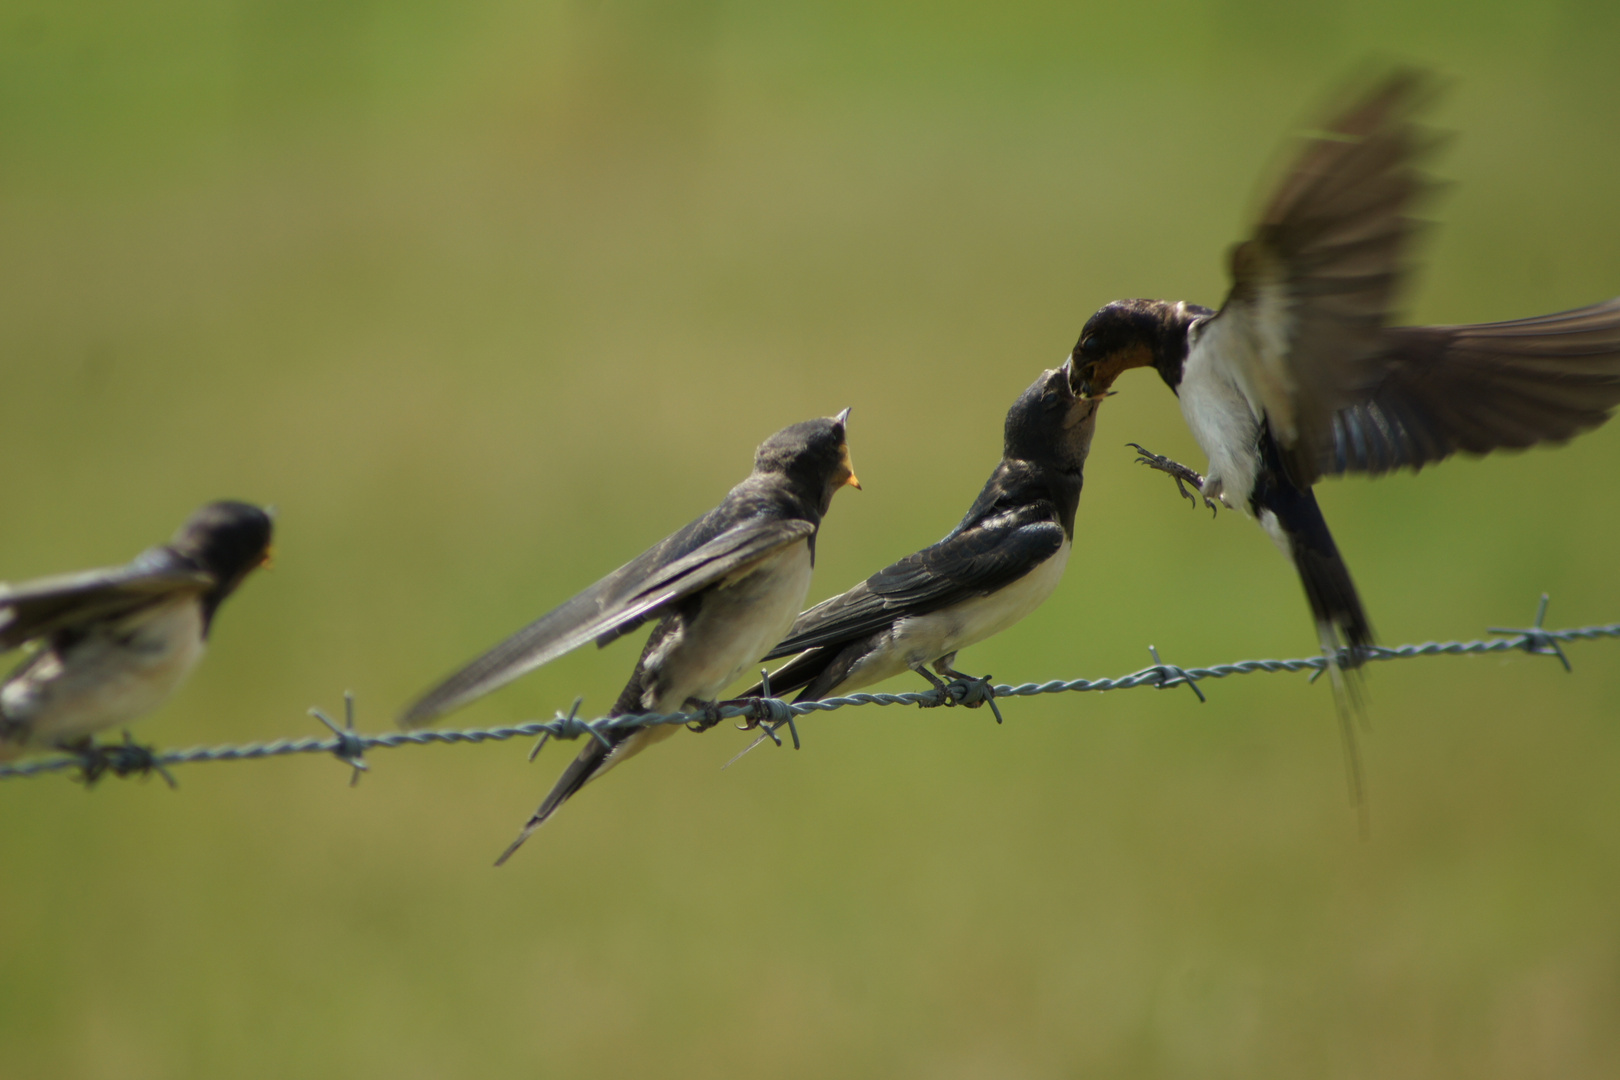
[3,2,1619,1077]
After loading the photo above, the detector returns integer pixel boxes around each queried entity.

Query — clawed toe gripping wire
[74,731,178,789]
[2,595,1615,784]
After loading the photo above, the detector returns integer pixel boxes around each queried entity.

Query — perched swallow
[1071,70,1620,664]
[746,364,1096,709]
[400,412,859,863]
[0,501,273,763]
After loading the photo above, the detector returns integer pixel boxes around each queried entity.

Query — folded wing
[400,516,815,727]
[0,550,212,651]
[761,506,1065,666]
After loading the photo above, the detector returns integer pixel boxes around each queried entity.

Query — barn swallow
[744,364,1096,711]
[1071,70,1620,662]
[1069,70,1620,812]
[0,501,273,766]
[400,412,859,864]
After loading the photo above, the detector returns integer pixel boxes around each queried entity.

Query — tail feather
[1252,451,1375,832]
[1294,536,1376,661]
[1287,515,1373,836]
[493,739,612,866]
[493,636,666,866]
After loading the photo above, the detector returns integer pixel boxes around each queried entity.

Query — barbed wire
[1,595,1614,785]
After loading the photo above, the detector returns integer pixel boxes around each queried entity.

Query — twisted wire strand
[3,616,1616,783]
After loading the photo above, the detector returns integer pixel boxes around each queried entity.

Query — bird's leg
[910,664,951,708]
[1126,443,1221,517]
[933,659,1004,724]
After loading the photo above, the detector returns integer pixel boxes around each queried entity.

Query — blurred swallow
[745,364,1097,710]
[1072,69,1438,671]
[1072,68,1620,658]
[1069,69,1620,811]
[400,412,860,864]
[0,501,274,764]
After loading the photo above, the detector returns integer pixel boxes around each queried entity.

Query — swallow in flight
[1072,68,1620,661]
[1069,70,1620,808]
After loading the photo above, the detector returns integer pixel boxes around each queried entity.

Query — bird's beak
[834,407,860,488]
[1076,370,1116,401]
[259,545,276,570]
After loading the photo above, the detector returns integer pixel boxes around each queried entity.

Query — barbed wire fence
[2,595,1615,786]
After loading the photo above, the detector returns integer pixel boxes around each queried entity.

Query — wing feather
[0,550,211,651]
[1212,68,1436,486]
[399,517,814,727]
[1322,298,1620,476]
[761,508,1064,660]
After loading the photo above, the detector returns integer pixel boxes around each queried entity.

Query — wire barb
[308,691,367,786]
[1146,645,1207,703]
[530,697,582,762]
[945,674,1004,723]
[1489,594,1572,672]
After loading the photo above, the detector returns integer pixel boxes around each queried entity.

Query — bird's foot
[912,665,951,708]
[937,666,1004,724]
[684,700,727,733]
[1127,443,1221,517]
[69,732,177,789]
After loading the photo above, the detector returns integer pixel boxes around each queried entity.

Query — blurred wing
[400,517,814,727]
[0,550,211,651]
[1321,298,1620,476]
[1211,68,1436,486]
[763,508,1065,659]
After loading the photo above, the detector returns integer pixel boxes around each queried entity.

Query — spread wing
[0,549,211,651]
[761,505,1065,661]
[1203,68,1436,487]
[400,516,815,727]
[1321,298,1620,476]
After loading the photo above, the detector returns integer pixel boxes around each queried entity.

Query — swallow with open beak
[0,501,274,766]
[745,364,1096,711]
[400,412,860,864]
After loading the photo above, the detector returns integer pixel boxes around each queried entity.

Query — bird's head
[1003,360,1101,471]
[1070,298,1200,396]
[755,408,861,515]
[170,501,274,600]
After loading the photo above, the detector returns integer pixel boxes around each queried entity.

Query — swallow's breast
[0,595,207,747]
[643,538,815,714]
[1180,335,1262,504]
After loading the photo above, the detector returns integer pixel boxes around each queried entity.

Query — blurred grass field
[3,2,1620,1077]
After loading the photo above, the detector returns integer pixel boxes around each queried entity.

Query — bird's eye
[1079,336,1099,355]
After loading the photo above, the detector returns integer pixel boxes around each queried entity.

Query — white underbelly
[1179,341,1262,508]
[601,539,815,772]
[833,538,1071,694]
[0,596,206,752]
